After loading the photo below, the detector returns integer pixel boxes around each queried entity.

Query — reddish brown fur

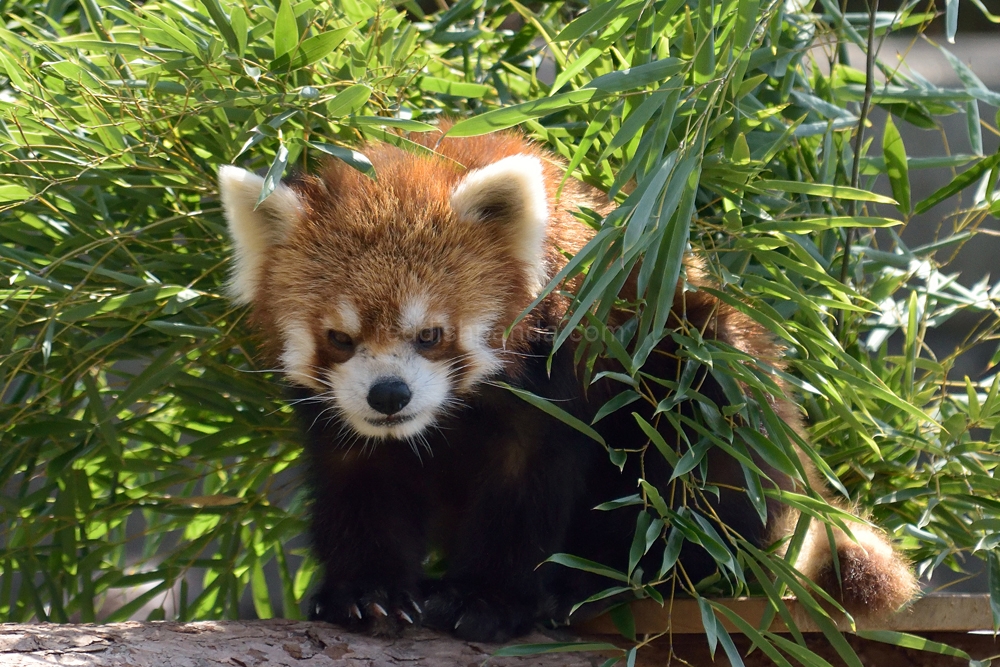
[819,538,919,615]
[234,125,916,632]
[247,125,603,380]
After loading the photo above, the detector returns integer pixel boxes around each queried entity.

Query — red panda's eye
[415,327,443,349]
[328,330,354,350]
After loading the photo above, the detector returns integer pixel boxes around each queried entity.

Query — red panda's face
[219,148,551,442]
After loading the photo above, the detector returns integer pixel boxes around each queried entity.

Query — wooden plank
[577,594,995,635]
[625,631,1000,667]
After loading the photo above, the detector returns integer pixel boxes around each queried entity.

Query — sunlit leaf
[446,89,609,136]
[273,0,299,60]
[309,142,375,177]
[882,114,911,214]
[752,179,897,204]
[915,151,1000,214]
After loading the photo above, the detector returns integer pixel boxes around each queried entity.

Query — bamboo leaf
[494,642,621,657]
[592,390,641,424]
[323,84,373,117]
[291,25,353,69]
[544,554,629,583]
[609,604,637,641]
[273,0,299,60]
[915,151,1000,214]
[446,89,610,136]
[309,142,375,177]
[752,180,897,204]
[698,597,719,657]
[498,383,606,446]
[198,0,239,54]
[882,114,911,214]
[585,58,685,93]
[855,631,969,658]
[417,76,491,98]
[554,0,634,42]
[250,557,273,619]
[256,144,290,208]
[744,216,902,233]
[945,0,959,43]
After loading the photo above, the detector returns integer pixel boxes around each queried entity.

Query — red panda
[218,127,917,642]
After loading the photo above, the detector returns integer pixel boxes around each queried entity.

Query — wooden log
[2,596,994,666]
[0,620,610,667]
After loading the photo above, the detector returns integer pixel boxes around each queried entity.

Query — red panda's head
[219,141,560,441]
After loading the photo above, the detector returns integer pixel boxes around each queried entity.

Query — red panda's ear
[450,154,549,295]
[218,166,302,305]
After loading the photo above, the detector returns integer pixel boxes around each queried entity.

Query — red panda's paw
[310,584,422,637]
[422,585,539,643]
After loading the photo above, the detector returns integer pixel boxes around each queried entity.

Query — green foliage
[2,0,1000,660]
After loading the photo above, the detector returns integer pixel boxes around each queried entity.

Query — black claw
[314,585,422,635]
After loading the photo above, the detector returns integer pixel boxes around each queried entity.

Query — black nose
[367,379,412,415]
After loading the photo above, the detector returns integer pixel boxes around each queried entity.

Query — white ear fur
[218,166,302,305]
[450,154,549,295]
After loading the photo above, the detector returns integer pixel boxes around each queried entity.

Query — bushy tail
[793,517,918,617]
